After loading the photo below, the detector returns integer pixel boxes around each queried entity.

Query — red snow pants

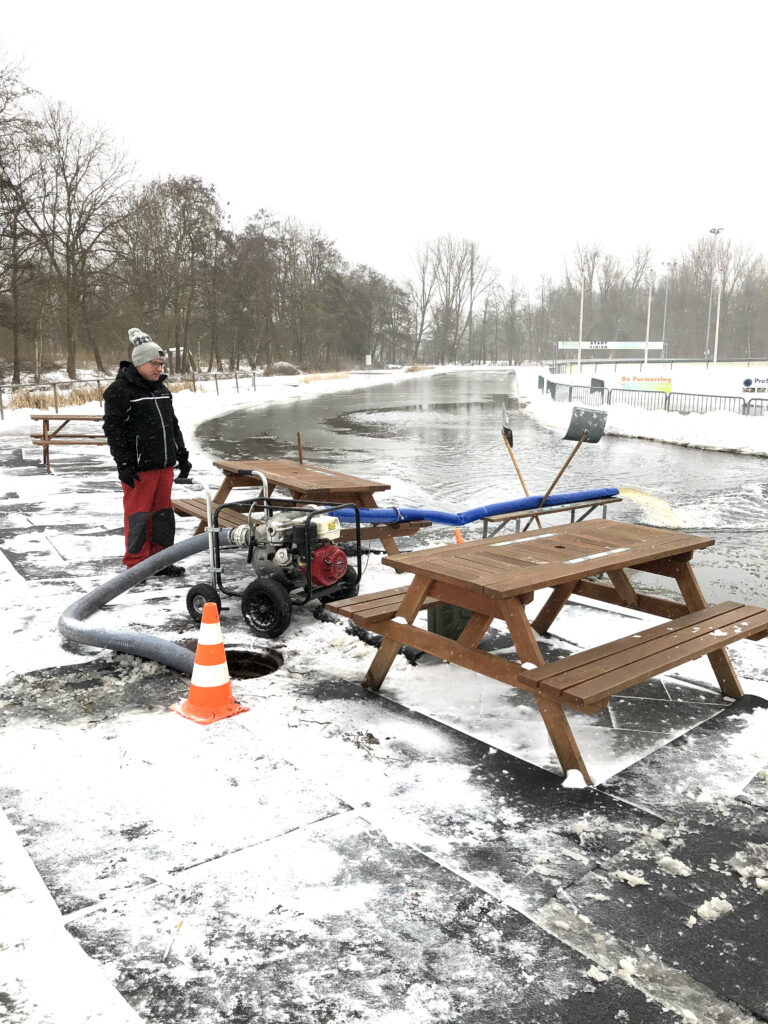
[121,467,175,567]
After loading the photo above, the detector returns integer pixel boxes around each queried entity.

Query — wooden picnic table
[328,519,768,784]
[30,413,107,473]
[174,458,428,555]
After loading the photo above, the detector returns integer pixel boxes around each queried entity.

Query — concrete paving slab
[600,696,768,816]
[65,813,689,1024]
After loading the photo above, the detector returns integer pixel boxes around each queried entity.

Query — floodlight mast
[705,227,724,365]
[643,270,656,370]
[577,268,585,374]
[661,260,677,358]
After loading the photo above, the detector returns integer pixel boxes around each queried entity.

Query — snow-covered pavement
[1,365,768,1023]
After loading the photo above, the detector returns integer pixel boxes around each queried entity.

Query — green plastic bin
[427,603,473,641]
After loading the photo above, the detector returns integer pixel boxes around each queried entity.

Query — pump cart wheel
[186,583,221,623]
[319,566,359,605]
[241,578,293,638]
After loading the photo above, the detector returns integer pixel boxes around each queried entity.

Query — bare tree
[0,58,38,382]
[407,243,435,364]
[8,102,131,378]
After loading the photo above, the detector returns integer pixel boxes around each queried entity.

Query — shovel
[500,402,543,529]
[521,406,608,532]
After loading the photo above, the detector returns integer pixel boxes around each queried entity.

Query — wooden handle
[502,430,543,529]
[521,432,587,532]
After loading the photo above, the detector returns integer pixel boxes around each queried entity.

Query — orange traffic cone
[171,603,249,724]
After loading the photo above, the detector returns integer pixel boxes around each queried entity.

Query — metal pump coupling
[229,524,251,548]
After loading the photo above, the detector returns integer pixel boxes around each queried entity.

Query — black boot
[154,564,186,578]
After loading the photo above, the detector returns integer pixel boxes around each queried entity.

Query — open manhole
[225,647,283,679]
[175,639,283,678]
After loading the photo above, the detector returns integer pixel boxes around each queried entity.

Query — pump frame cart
[186,480,362,639]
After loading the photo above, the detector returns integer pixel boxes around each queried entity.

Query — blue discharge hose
[58,530,233,677]
[329,487,620,526]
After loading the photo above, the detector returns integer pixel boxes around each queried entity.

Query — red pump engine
[309,543,347,587]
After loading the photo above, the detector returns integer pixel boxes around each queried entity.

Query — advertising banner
[557,341,664,350]
[742,374,768,393]
[619,374,672,392]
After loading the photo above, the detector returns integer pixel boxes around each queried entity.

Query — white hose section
[58,529,233,677]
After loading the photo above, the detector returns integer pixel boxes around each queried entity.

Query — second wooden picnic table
[30,413,107,473]
[329,519,768,784]
[200,458,429,555]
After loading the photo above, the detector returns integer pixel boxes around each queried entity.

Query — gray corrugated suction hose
[58,529,232,676]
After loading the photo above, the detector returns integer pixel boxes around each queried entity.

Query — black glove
[118,463,139,488]
[176,450,192,479]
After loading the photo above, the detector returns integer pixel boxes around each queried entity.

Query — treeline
[1,60,767,382]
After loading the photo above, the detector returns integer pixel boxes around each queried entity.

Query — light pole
[712,271,724,365]
[705,227,723,365]
[643,269,655,370]
[661,260,676,359]
[577,268,585,374]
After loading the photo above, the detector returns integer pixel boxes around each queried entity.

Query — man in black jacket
[103,328,192,576]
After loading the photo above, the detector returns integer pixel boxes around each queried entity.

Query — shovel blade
[501,402,514,445]
[564,406,607,443]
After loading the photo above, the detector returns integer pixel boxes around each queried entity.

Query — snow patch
[695,896,733,922]
[614,870,650,888]
[561,769,587,789]
[656,855,692,877]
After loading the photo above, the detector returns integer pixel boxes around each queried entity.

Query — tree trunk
[82,305,106,373]
[66,301,78,379]
[10,264,21,384]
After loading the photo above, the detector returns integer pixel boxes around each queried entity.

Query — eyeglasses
[149,361,165,368]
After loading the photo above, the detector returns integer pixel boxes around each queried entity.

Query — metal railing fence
[541,380,768,417]
[0,370,274,420]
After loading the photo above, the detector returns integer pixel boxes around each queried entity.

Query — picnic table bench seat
[518,601,768,713]
[172,497,252,530]
[481,495,622,536]
[329,585,444,625]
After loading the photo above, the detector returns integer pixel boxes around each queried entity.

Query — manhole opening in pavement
[225,647,283,679]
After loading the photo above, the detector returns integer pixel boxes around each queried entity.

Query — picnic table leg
[606,569,639,606]
[363,576,433,690]
[535,696,593,785]
[499,595,593,785]
[457,613,494,648]
[42,419,51,473]
[211,475,236,505]
[499,595,545,667]
[676,562,744,699]
[532,582,577,634]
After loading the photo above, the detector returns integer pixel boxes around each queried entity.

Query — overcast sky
[2,0,766,291]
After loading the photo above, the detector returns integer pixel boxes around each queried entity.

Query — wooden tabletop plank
[30,413,104,421]
[212,459,390,495]
[448,547,540,573]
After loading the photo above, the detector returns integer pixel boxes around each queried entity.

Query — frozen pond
[195,369,768,606]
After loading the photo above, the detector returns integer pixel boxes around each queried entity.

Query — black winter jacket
[103,362,187,472]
